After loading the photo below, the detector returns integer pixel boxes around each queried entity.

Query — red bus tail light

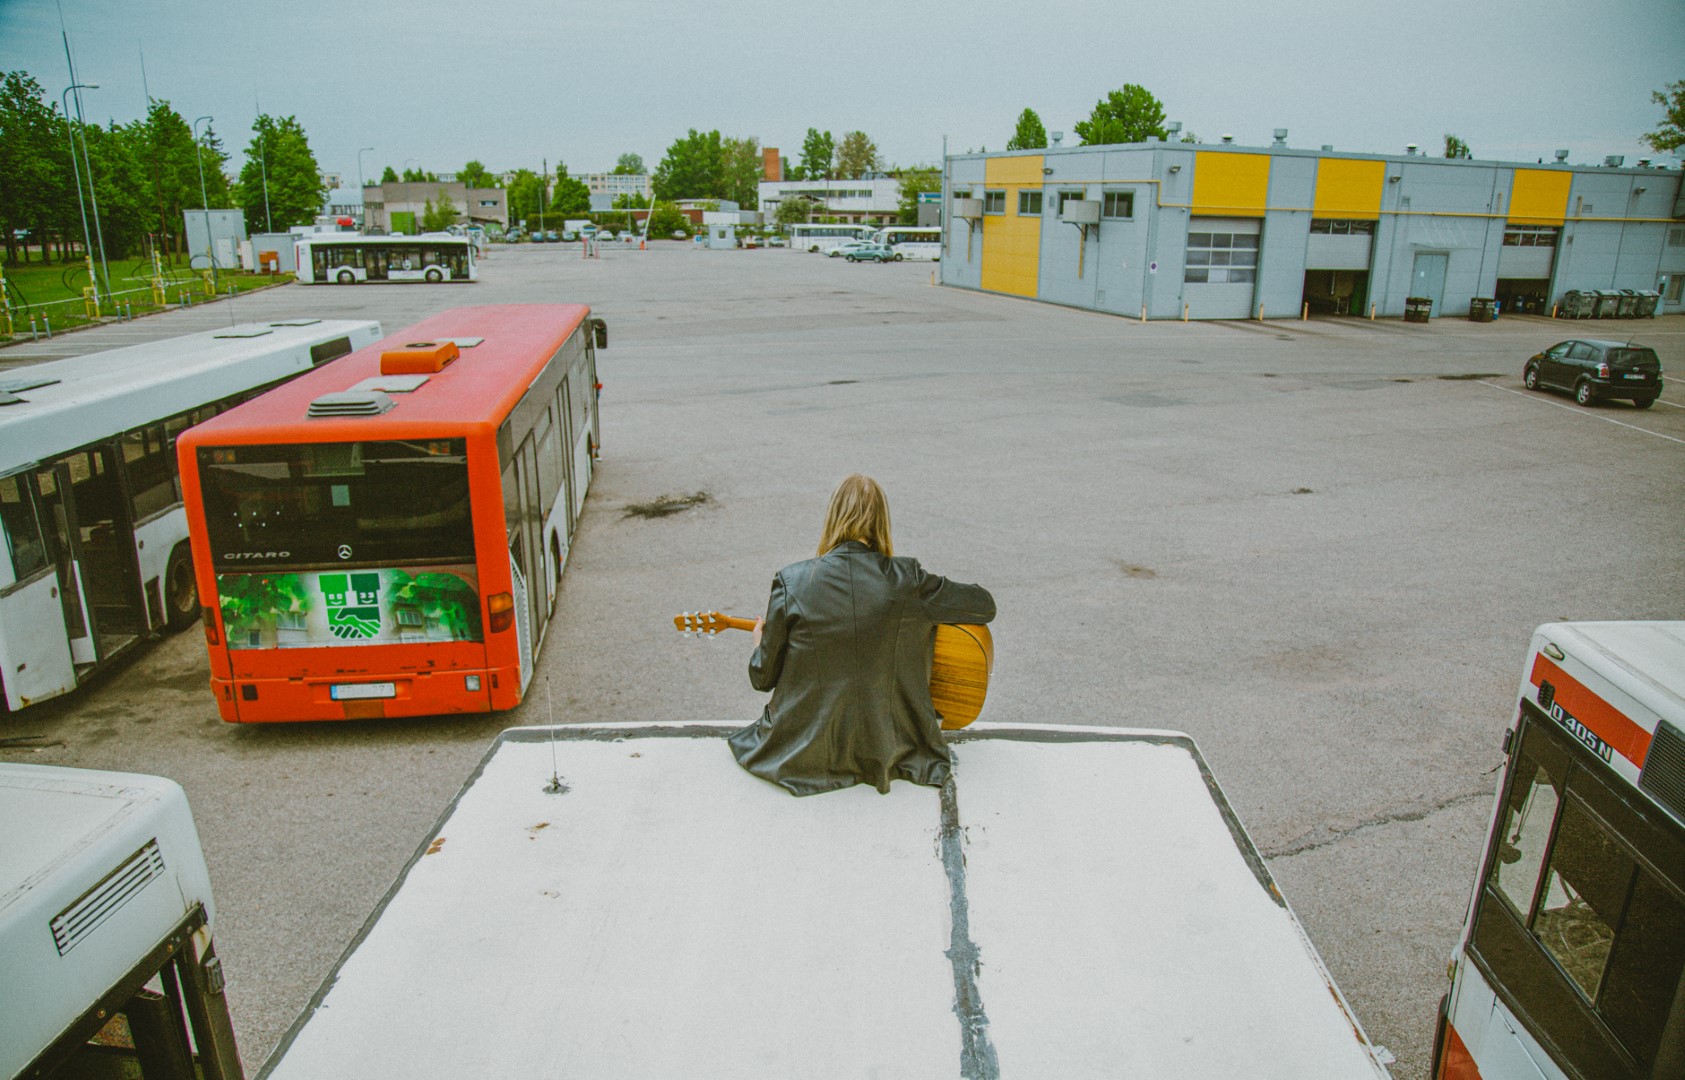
[488,592,515,633]
[203,607,221,645]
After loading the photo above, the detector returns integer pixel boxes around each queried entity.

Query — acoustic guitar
[672,612,994,729]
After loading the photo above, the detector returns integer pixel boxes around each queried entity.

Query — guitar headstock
[674,611,734,637]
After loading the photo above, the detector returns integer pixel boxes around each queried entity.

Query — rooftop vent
[307,390,396,418]
[1272,128,1288,147]
[1638,158,1652,167]
[1406,143,1419,155]
[1050,131,1064,147]
[1555,149,1570,162]
[1221,134,1234,144]
[1322,144,1334,152]
[1604,155,1625,167]
[1167,121,1183,135]
[379,340,460,376]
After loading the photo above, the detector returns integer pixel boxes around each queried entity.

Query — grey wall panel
[941,158,986,290]
[1259,210,1310,316]
[1036,158,1098,310]
[1556,221,1624,295]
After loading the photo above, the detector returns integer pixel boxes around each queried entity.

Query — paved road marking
[1479,381,1685,445]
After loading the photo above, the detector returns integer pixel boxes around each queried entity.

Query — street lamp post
[357,147,375,233]
[357,146,374,190]
[60,83,101,304]
[192,115,218,289]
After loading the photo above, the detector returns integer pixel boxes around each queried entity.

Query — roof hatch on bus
[306,390,396,418]
[380,340,459,375]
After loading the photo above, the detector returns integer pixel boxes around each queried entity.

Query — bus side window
[1490,750,1563,916]
[0,473,50,580]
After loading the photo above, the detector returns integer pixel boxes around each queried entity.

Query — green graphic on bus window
[216,566,482,649]
[322,572,382,639]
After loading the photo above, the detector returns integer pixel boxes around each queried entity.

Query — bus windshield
[198,439,474,569]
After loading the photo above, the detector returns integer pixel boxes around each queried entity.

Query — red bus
[177,304,605,722]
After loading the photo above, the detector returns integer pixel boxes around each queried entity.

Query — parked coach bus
[0,319,382,713]
[875,225,942,261]
[1433,622,1685,1080]
[785,223,877,254]
[177,304,605,722]
[294,234,477,285]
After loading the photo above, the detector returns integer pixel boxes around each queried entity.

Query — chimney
[761,147,782,182]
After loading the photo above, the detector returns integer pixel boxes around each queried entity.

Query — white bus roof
[1532,621,1685,724]
[0,764,215,1079]
[0,319,382,474]
[262,722,1391,1079]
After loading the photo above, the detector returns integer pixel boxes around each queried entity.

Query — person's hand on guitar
[751,616,764,649]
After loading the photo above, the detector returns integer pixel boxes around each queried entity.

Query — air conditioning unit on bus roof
[381,341,459,375]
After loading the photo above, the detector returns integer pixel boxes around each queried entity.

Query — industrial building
[940,137,1685,320]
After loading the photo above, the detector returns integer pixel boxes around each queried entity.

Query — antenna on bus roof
[543,678,569,794]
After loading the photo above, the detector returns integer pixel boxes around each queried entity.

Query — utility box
[250,232,299,272]
[1061,200,1101,225]
[182,208,246,272]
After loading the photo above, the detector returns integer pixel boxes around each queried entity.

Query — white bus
[876,225,943,261]
[294,234,477,284]
[259,722,1393,1078]
[785,222,878,254]
[2,763,243,1079]
[1432,622,1685,1080]
[0,319,383,713]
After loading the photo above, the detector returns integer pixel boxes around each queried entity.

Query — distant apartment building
[584,173,653,200]
[363,181,508,234]
[758,177,903,225]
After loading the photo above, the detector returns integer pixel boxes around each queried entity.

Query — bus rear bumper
[212,669,506,722]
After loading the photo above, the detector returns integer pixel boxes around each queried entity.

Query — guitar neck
[708,615,757,633]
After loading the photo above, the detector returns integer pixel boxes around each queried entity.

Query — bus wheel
[894,253,904,261]
[164,543,200,633]
[337,270,355,285]
[426,268,443,283]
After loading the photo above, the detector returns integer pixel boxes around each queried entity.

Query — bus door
[366,247,389,281]
[0,473,77,707]
[501,455,536,693]
[38,448,144,664]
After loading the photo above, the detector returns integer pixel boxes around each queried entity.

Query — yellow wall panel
[1509,169,1571,226]
[1191,152,1271,217]
[1312,159,1385,220]
[981,155,1043,298]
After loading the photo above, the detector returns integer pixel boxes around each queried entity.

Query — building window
[1666,277,1683,303]
[951,188,971,201]
[983,190,1006,215]
[1309,219,1376,235]
[1102,191,1134,219]
[1018,190,1042,215]
[1503,226,1559,247]
[1057,190,1085,214]
[1184,230,1259,284]
[1668,225,1685,247]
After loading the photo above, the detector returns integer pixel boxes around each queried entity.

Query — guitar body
[931,624,993,729]
[674,613,994,729]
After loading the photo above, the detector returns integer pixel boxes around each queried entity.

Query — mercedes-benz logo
[337,544,353,560]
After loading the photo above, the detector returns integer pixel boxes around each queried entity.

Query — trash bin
[1635,290,1661,318]
[1469,297,1497,322]
[1594,290,1623,318]
[1405,296,1433,323]
[1559,290,1593,318]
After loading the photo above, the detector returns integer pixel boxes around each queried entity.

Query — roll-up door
[1305,234,1372,271]
[1497,244,1555,279]
[1183,218,1261,319]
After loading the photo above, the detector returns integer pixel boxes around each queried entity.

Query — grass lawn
[2,258,292,337]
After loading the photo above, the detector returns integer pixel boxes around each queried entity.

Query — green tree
[614,152,644,174]
[1443,134,1472,159]
[380,165,398,183]
[552,161,591,217]
[775,195,815,228]
[836,131,880,179]
[797,128,834,180]
[1006,108,1047,151]
[652,128,725,200]
[895,167,940,225]
[612,192,652,209]
[422,189,458,231]
[0,71,67,263]
[236,114,323,231]
[1073,84,1167,146]
[1643,80,1685,153]
[646,200,689,237]
[722,135,762,208]
[458,160,492,189]
[505,168,544,225]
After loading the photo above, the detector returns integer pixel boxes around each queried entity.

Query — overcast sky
[3,0,1681,184]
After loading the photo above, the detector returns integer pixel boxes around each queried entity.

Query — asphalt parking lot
[5,242,1683,1078]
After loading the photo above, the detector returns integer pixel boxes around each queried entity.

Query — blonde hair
[817,474,892,557]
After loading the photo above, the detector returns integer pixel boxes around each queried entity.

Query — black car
[1523,339,1663,408]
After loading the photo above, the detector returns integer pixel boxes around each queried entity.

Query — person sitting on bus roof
[728,475,995,797]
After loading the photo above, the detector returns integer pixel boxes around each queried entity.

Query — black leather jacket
[728,541,996,796]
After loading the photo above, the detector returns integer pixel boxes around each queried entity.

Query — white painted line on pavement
[1479,381,1685,445]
